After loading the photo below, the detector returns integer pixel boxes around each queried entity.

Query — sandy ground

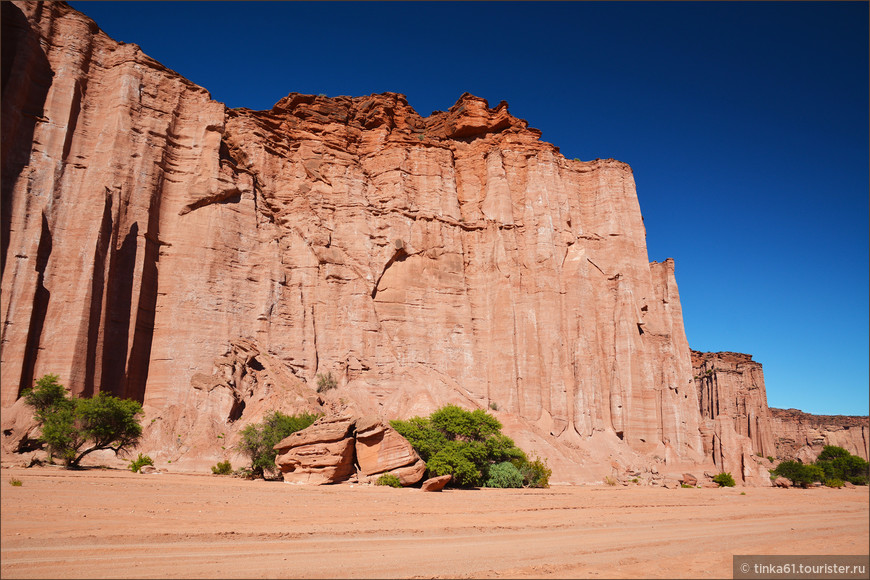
[1,465,867,579]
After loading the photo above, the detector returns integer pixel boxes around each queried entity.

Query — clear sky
[68,1,869,416]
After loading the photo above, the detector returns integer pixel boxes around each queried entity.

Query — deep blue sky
[69,1,869,415]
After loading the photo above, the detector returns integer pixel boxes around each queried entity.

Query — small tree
[773,460,825,488]
[236,410,320,479]
[814,445,869,485]
[23,376,143,468]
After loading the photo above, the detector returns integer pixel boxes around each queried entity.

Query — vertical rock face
[770,408,869,462]
[691,351,776,485]
[2,2,862,483]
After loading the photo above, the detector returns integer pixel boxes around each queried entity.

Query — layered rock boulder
[273,415,425,485]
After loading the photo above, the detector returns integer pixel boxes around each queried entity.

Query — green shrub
[773,460,825,488]
[23,375,143,468]
[316,372,337,393]
[681,483,695,488]
[129,453,154,473]
[211,460,233,475]
[824,478,844,488]
[713,472,736,487]
[485,461,523,488]
[375,473,403,487]
[814,446,869,486]
[392,404,546,488]
[519,455,552,488]
[767,456,775,462]
[236,410,320,479]
[9,477,22,487]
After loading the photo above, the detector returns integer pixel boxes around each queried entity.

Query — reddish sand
[1,465,867,579]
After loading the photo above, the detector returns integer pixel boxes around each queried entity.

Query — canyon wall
[691,351,776,485]
[770,408,869,462]
[2,2,863,484]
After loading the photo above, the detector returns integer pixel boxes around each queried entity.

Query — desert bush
[773,460,825,488]
[375,473,403,488]
[316,372,337,393]
[485,461,523,488]
[824,478,845,488]
[520,455,552,488]
[129,453,153,473]
[23,375,143,468]
[9,477,22,487]
[211,460,233,475]
[713,472,736,487]
[681,483,695,488]
[604,475,617,486]
[236,410,320,479]
[392,405,549,488]
[814,446,869,486]
[233,466,254,479]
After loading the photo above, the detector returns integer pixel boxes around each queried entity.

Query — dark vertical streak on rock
[1,2,53,277]
[83,191,114,397]
[100,223,138,398]
[18,214,52,397]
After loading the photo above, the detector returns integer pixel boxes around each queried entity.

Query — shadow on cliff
[1,2,54,275]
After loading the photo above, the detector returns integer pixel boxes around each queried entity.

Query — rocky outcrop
[691,351,776,485]
[770,408,869,462]
[273,415,425,485]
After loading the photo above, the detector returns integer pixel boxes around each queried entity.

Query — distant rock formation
[1,2,866,485]
[769,408,869,462]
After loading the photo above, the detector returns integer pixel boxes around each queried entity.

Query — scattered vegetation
[23,374,143,468]
[713,472,736,487]
[681,483,695,488]
[391,404,550,488]
[772,460,826,488]
[211,460,233,475]
[9,477,22,487]
[824,478,845,488]
[316,372,337,393]
[814,445,869,486]
[233,466,254,479]
[128,453,154,473]
[236,410,321,479]
[772,446,868,488]
[375,473,403,488]
[604,475,617,486]
[488,402,499,411]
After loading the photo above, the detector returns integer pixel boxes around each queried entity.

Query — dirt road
[1,465,867,578]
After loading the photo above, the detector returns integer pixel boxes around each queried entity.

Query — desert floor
[1,465,867,579]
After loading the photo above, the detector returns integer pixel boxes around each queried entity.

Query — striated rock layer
[770,408,869,462]
[2,2,864,484]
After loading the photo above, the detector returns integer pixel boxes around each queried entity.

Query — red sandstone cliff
[2,2,862,484]
[770,408,869,462]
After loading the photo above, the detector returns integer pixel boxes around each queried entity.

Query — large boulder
[274,416,356,484]
[355,417,426,486]
[273,415,426,486]
[773,476,791,488]
[421,475,452,492]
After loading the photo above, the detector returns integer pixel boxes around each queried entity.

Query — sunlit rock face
[7,0,823,483]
